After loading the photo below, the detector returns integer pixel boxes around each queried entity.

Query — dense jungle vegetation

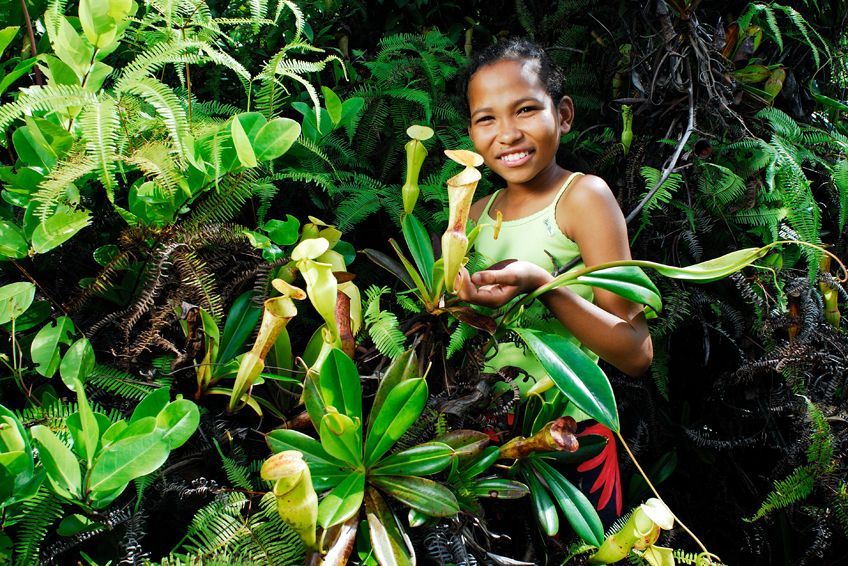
[0,0,846,564]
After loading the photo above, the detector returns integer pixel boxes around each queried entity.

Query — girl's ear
[557,96,575,134]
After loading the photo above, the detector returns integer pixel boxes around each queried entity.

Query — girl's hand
[455,260,553,308]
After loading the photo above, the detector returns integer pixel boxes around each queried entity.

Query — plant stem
[20,0,43,86]
[616,431,720,564]
[12,260,69,317]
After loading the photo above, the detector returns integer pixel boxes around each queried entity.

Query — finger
[472,269,522,286]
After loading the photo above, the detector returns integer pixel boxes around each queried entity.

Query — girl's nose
[497,120,522,144]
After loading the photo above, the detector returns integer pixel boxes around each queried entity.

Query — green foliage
[363,286,406,359]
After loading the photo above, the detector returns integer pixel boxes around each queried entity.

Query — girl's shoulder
[470,191,498,223]
[555,173,624,241]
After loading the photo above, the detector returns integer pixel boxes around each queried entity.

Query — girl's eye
[518,106,538,115]
[475,116,493,124]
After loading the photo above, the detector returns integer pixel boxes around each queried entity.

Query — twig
[625,59,695,224]
[617,431,721,564]
[20,0,43,86]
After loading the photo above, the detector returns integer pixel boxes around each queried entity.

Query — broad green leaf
[60,338,95,390]
[401,214,435,289]
[532,459,603,546]
[31,209,91,253]
[523,468,558,536]
[253,117,300,161]
[573,266,662,312]
[339,97,365,128]
[459,445,500,478]
[364,378,427,466]
[231,114,257,167]
[0,282,35,324]
[371,442,454,476]
[546,434,607,464]
[365,488,414,566]
[130,387,170,423]
[362,248,415,290]
[0,27,18,57]
[320,348,362,420]
[320,412,362,467]
[57,514,101,537]
[0,300,50,333]
[266,429,350,490]
[388,239,431,303]
[12,123,56,171]
[54,17,94,79]
[100,420,128,448]
[369,475,459,517]
[75,382,100,467]
[317,471,365,528]
[516,328,619,432]
[435,429,489,460]
[264,215,300,246]
[31,425,81,499]
[644,247,772,282]
[79,0,132,48]
[111,416,156,444]
[322,86,343,126]
[156,399,200,449]
[31,316,75,377]
[0,57,37,97]
[87,430,169,494]
[368,349,418,434]
[218,291,262,363]
[469,478,529,499]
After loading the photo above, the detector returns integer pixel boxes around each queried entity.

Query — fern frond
[749,465,815,521]
[188,168,261,225]
[125,141,182,197]
[80,96,121,202]
[88,364,165,401]
[757,107,802,141]
[638,166,683,225]
[115,40,209,90]
[804,401,834,473]
[13,487,65,566]
[364,286,406,359]
[174,251,225,323]
[0,85,96,139]
[447,322,478,359]
[33,155,99,220]
[698,163,746,208]
[833,159,848,233]
[120,77,190,159]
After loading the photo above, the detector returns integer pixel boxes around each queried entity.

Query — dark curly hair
[461,38,566,117]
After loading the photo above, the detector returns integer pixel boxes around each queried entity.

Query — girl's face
[467,59,573,188]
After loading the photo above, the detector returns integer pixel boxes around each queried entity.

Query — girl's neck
[505,162,570,197]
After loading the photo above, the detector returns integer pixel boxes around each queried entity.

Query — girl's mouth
[499,149,534,168]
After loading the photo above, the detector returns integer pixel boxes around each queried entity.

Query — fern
[638,166,684,227]
[698,163,746,209]
[173,492,303,564]
[447,322,479,359]
[215,442,256,491]
[32,155,99,220]
[363,286,406,359]
[80,96,121,202]
[13,487,65,565]
[119,77,190,159]
[749,465,815,521]
[0,85,96,137]
[832,159,848,233]
[805,401,834,473]
[88,364,166,401]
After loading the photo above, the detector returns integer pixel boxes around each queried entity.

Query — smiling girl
[456,38,653,520]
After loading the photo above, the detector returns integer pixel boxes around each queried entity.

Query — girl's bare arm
[459,176,652,377]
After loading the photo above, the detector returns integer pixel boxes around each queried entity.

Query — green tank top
[473,172,599,389]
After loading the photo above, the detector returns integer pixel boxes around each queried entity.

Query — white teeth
[501,151,529,162]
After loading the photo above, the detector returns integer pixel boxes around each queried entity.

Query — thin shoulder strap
[480,189,502,219]
[551,171,584,208]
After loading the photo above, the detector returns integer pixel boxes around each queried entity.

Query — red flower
[576,423,622,515]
